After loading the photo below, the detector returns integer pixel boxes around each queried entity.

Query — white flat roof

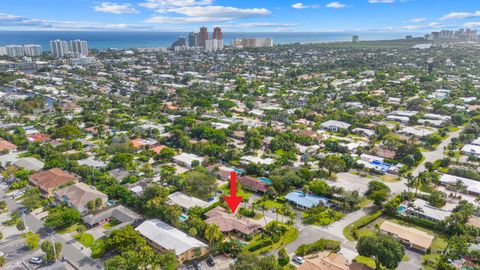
[136,219,207,256]
[168,191,209,209]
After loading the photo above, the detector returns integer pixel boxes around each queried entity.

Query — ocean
[0,31,412,50]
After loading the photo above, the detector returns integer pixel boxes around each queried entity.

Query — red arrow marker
[224,171,243,213]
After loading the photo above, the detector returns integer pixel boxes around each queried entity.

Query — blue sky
[1,0,480,32]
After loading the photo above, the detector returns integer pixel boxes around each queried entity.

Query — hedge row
[295,239,341,256]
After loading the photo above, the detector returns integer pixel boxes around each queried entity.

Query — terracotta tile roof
[299,252,371,270]
[28,133,51,142]
[28,168,78,192]
[239,176,268,192]
[151,145,168,154]
[0,138,17,151]
[204,206,261,235]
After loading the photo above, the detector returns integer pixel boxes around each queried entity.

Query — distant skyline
[1,0,480,33]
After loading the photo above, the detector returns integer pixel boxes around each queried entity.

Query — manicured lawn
[102,218,121,229]
[356,227,375,239]
[379,174,399,182]
[354,256,376,269]
[90,240,107,258]
[221,183,253,200]
[57,224,80,234]
[357,198,372,209]
[246,225,299,254]
[343,210,383,241]
[74,233,94,247]
[422,253,442,270]
[262,200,284,210]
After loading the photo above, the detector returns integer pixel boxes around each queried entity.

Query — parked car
[12,190,24,199]
[196,263,204,270]
[28,257,43,265]
[206,256,215,267]
[292,255,305,264]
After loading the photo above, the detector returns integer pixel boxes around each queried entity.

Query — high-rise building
[24,44,42,56]
[0,47,6,56]
[213,27,223,40]
[50,39,69,58]
[199,27,209,48]
[352,35,359,43]
[70,39,88,57]
[5,45,25,58]
[188,32,199,47]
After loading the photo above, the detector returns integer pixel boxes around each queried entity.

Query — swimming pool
[258,177,272,185]
[397,205,407,214]
[179,214,189,222]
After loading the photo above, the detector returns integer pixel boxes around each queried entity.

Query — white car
[28,257,43,265]
[293,256,305,264]
[12,190,24,199]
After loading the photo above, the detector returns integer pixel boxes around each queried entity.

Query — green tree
[356,234,405,270]
[44,207,81,230]
[16,220,25,235]
[76,224,87,237]
[105,225,147,254]
[41,240,63,262]
[205,224,223,245]
[278,248,290,266]
[105,255,128,270]
[0,255,5,267]
[25,231,41,250]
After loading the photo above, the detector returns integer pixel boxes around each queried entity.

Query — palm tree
[453,180,465,198]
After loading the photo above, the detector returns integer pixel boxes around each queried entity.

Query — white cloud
[368,0,394,3]
[94,2,139,14]
[326,2,346,8]
[440,11,480,20]
[402,22,445,30]
[404,18,427,23]
[292,3,320,9]
[146,5,270,23]
[464,22,480,28]
[139,0,213,9]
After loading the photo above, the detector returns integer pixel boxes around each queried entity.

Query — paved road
[412,128,463,176]
[0,185,103,270]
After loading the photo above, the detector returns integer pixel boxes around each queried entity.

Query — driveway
[412,128,463,176]
[0,185,103,270]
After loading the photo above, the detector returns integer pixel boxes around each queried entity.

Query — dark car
[206,256,215,267]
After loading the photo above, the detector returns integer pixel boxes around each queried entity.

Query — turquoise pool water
[397,205,407,214]
[258,177,272,184]
[179,214,189,222]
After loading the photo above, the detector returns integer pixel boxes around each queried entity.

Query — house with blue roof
[285,191,331,209]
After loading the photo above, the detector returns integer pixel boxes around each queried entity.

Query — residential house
[13,157,44,171]
[54,182,108,215]
[204,206,261,238]
[173,153,204,168]
[82,205,142,229]
[239,176,269,193]
[285,191,331,209]
[0,138,17,153]
[135,219,209,263]
[28,168,78,196]
[320,120,351,132]
[380,221,434,252]
[299,251,371,270]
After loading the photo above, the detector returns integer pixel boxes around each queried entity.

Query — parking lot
[181,255,233,270]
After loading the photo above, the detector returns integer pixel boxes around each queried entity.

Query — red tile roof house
[204,206,261,239]
[239,176,269,193]
[0,138,17,154]
[28,168,79,196]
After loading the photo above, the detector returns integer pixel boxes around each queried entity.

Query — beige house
[299,251,371,270]
[54,182,108,215]
[136,219,208,264]
[379,221,434,252]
